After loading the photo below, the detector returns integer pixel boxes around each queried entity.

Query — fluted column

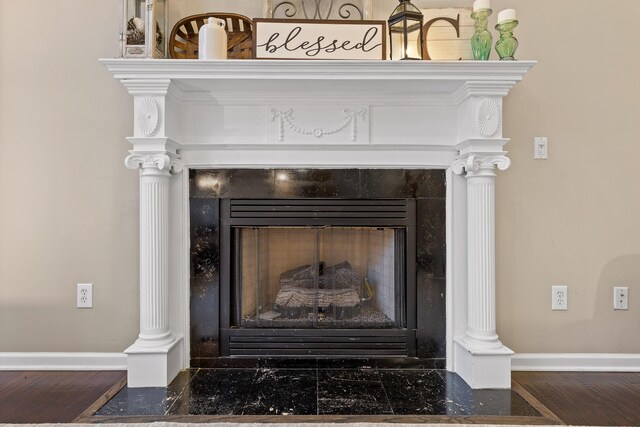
[453,154,510,349]
[125,153,183,347]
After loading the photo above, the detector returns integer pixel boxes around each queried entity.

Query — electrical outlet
[552,285,568,310]
[614,287,629,310]
[77,283,93,308]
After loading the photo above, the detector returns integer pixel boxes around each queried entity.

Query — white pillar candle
[473,0,491,12]
[497,9,517,23]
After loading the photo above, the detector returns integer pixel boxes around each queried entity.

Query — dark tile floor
[96,367,540,417]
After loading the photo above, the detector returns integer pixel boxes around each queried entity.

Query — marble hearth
[102,59,535,389]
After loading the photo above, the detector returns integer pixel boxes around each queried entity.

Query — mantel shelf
[101,58,536,84]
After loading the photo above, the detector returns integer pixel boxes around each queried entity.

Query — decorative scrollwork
[271,108,366,142]
[125,153,183,174]
[452,154,511,176]
[339,3,363,19]
[271,0,365,20]
[273,1,297,18]
[170,158,185,174]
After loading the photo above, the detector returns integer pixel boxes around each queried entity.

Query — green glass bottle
[471,8,492,60]
[495,19,519,60]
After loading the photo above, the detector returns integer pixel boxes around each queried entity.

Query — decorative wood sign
[253,19,386,60]
[421,8,474,60]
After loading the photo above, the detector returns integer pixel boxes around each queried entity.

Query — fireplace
[221,198,415,356]
[103,59,534,388]
[236,227,404,329]
[192,169,445,362]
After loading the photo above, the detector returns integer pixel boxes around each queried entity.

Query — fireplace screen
[234,226,405,329]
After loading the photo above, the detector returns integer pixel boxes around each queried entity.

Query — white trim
[512,353,640,372]
[0,352,127,371]
[182,169,191,369]
[445,168,454,371]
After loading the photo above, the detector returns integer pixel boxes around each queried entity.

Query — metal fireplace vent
[220,199,417,357]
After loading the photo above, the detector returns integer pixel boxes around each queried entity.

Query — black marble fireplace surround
[189,169,446,367]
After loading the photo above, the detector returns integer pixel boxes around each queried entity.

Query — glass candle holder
[471,8,493,60]
[495,19,519,60]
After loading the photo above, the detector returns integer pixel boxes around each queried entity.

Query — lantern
[388,0,424,60]
[122,0,168,58]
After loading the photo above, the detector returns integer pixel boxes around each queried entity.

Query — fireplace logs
[274,261,363,319]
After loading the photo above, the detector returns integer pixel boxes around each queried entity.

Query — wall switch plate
[552,285,568,310]
[77,283,93,308]
[614,287,629,310]
[534,137,548,160]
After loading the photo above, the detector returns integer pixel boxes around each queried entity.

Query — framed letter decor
[420,8,474,60]
[253,19,386,60]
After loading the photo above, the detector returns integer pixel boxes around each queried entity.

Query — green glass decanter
[495,19,519,60]
[471,8,493,60]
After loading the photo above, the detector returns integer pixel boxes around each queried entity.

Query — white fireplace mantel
[102,59,535,389]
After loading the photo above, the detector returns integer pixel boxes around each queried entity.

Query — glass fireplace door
[235,226,405,329]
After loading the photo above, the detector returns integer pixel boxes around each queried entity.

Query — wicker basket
[169,13,253,59]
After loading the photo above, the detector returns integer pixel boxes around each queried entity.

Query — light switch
[534,137,548,160]
[614,287,629,310]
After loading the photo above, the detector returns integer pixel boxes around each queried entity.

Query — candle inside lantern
[497,9,517,23]
[473,0,491,12]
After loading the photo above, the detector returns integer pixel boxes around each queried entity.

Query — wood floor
[1,370,640,425]
[513,372,640,426]
[0,370,126,424]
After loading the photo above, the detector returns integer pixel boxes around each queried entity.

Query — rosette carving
[476,98,501,138]
[136,97,160,137]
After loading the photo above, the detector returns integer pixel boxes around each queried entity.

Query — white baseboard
[3,352,639,373]
[512,353,640,372]
[0,352,127,371]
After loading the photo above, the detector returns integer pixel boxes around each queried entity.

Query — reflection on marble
[189,197,220,360]
[190,277,219,359]
[318,369,393,415]
[189,198,219,280]
[417,277,446,359]
[190,169,275,199]
[96,371,192,416]
[416,198,446,278]
[243,369,317,415]
[176,369,258,415]
[440,371,540,417]
[360,169,446,199]
[96,369,541,418]
[188,358,445,370]
[189,169,446,200]
[380,369,448,415]
[274,169,360,199]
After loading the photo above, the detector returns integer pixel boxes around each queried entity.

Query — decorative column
[121,80,185,388]
[125,154,182,346]
[452,88,515,389]
[454,154,510,341]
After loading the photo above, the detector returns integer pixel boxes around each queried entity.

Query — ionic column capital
[452,154,511,177]
[125,152,184,175]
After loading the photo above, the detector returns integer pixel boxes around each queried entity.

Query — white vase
[198,17,227,60]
